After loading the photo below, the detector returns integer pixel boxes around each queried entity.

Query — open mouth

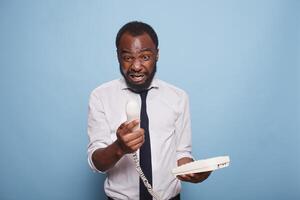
[129,73,146,83]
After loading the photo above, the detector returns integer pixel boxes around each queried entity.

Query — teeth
[130,74,144,77]
[129,74,145,82]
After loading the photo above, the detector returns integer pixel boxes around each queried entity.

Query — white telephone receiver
[126,100,140,126]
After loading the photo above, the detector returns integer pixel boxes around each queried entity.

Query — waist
[107,193,180,200]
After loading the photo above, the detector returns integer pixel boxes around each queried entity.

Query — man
[87,21,211,200]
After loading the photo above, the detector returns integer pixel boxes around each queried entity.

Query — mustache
[127,70,148,76]
[127,72,147,78]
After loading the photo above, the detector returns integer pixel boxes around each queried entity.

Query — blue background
[0,0,299,199]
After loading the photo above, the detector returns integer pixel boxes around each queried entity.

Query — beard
[119,63,157,93]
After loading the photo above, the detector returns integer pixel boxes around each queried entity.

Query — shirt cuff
[88,148,106,173]
[176,151,194,161]
[87,141,111,173]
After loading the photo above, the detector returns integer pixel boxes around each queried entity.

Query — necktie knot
[139,90,148,101]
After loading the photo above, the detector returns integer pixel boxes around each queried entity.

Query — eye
[122,55,133,62]
[141,54,151,61]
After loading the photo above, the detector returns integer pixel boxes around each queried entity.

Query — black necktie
[139,90,153,200]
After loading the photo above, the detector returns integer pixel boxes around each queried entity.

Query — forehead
[118,32,156,52]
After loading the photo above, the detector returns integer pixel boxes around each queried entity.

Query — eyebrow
[119,48,156,54]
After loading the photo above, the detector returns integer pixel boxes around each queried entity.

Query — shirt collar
[120,77,159,91]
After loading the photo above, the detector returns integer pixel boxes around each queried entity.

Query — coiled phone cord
[132,152,162,200]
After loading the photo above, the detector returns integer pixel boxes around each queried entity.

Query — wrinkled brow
[118,48,156,54]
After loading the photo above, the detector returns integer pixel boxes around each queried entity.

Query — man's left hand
[176,157,212,183]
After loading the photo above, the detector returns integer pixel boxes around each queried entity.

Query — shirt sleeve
[175,92,193,161]
[87,90,112,173]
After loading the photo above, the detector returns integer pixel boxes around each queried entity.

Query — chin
[127,80,150,92]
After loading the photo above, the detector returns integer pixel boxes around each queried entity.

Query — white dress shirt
[87,78,192,200]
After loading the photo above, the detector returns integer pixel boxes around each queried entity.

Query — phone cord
[132,152,162,200]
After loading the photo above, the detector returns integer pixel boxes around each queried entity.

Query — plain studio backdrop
[0,0,299,199]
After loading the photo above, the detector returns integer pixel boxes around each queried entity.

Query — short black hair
[115,21,159,49]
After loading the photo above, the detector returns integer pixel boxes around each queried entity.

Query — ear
[116,49,121,62]
[156,48,159,61]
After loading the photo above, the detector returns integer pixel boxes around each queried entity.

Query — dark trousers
[107,193,180,200]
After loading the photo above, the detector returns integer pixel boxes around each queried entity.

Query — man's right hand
[116,119,145,154]
[91,119,144,172]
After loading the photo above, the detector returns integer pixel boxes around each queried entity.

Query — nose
[131,58,142,71]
